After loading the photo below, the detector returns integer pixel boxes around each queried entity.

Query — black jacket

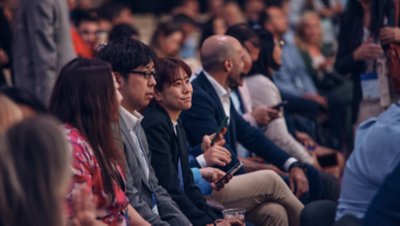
[141,102,219,226]
[335,10,365,122]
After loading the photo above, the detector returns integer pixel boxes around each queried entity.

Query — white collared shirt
[120,107,150,180]
[203,70,231,120]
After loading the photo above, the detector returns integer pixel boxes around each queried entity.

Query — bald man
[181,35,325,203]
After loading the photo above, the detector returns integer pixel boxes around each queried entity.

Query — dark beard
[227,72,246,89]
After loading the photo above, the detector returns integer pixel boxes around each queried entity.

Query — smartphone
[317,153,338,167]
[271,101,288,110]
[210,116,229,146]
[215,162,243,187]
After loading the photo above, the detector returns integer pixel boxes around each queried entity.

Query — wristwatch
[289,161,306,172]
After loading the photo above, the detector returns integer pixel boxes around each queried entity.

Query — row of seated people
[2,28,400,226]
[1,33,338,226]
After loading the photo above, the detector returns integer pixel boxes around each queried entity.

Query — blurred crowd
[1,0,400,225]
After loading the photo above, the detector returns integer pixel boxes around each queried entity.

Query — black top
[141,102,219,226]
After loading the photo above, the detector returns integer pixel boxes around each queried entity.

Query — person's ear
[223,58,233,72]
[113,72,124,87]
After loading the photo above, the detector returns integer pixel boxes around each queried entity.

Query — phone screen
[215,162,243,187]
[272,101,288,110]
[317,153,338,167]
[210,116,229,146]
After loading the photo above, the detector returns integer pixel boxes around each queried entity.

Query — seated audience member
[295,12,346,94]
[226,23,313,165]
[227,24,344,178]
[142,57,304,226]
[150,21,184,58]
[262,5,346,149]
[220,0,246,27]
[108,23,139,41]
[199,16,227,48]
[97,37,191,226]
[0,95,23,133]
[180,35,326,203]
[49,58,149,226]
[336,102,400,221]
[97,2,134,41]
[0,87,47,117]
[72,9,100,56]
[259,5,323,119]
[173,13,200,59]
[0,116,99,226]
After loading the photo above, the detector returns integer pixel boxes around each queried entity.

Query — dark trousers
[301,200,337,226]
[282,164,339,204]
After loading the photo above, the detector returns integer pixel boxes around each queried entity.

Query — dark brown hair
[150,21,183,52]
[155,58,192,92]
[49,58,124,198]
[0,116,70,226]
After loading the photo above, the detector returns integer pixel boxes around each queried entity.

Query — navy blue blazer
[180,72,291,174]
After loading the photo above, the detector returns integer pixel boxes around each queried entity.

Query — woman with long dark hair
[49,58,149,226]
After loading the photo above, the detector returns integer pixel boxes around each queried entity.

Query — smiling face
[118,62,156,111]
[156,68,193,114]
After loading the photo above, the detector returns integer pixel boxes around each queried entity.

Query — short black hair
[96,37,157,79]
[98,2,131,22]
[0,87,47,113]
[108,24,139,41]
[259,1,284,26]
[225,23,260,46]
[155,58,191,92]
[71,9,99,27]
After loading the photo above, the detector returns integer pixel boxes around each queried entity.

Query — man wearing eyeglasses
[97,38,191,226]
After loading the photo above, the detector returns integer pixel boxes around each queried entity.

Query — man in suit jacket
[180,35,324,202]
[97,37,190,226]
[13,0,75,105]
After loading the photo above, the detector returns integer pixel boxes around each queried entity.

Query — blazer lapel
[196,72,235,149]
[196,72,227,121]
[119,113,152,189]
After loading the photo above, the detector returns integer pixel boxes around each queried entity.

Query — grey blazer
[12,0,75,105]
[119,113,191,226]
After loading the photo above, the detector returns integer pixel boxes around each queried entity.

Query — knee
[256,170,286,187]
[258,203,289,225]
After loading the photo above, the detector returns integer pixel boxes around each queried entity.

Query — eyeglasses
[130,70,156,79]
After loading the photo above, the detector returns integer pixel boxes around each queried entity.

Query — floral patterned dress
[64,124,129,226]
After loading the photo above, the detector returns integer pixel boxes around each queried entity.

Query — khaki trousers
[210,170,303,226]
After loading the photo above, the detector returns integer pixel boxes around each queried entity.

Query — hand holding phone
[271,101,288,110]
[210,116,229,146]
[214,162,243,189]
